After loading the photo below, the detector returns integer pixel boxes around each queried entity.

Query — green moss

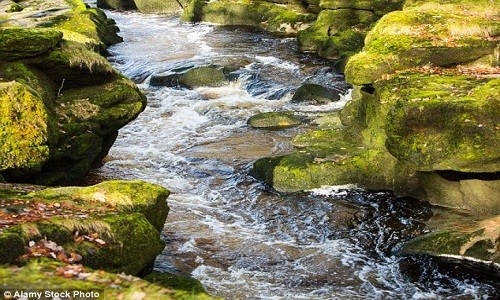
[0,27,62,61]
[0,260,219,299]
[345,9,499,85]
[79,213,165,274]
[6,3,24,12]
[320,0,405,17]
[200,0,314,34]
[28,180,170,232]
[181,0,206,22]
[0,233,25,264]
[252,149,396,193]
[134,0,187,13]
[145,271,207,294]
[0,82,50,172]
[384,72,500,172]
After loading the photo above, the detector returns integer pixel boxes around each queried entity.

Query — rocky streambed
[1,0,499,299]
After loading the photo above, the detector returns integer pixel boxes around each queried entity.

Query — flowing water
[92,10,498,299]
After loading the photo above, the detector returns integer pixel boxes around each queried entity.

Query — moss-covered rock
[291,83,341,104]
[247,111,302,130]
[0,260,217,300]
[0,27,63,61]
[145,271,207,294]
[134,0,188,14]
[0,180,170,275]
[183,0,315,35]
[151,65,229,89]
[97,0,138,10]
[345,9,499,85]
[319,0,405,17]
[0,0,147,185]
[0,81,50,173]
[384,72,499,173]
[297,9,374,60]
[401,215,500,265]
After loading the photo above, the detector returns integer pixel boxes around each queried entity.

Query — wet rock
[0,180,169,274]
[247,111,302,130]
[144,271,207,294]
[401,215,500,265]
[150,65,229,89]
[252,129,396,193]
[291,83,341,104]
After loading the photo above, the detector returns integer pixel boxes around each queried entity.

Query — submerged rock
[150,65,229,89]
[247,111,302,130]
[291,83,341,104]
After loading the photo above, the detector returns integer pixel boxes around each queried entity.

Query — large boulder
[0,260,215,299]
[247,111,302,130]
[150,65,229,89]
[401,214,500,265]
[385,73,499,173]
[297,0,405,63]
[345,1,499,85]
[0,0,146,185]
[0,180,169,275]
[182,0,316,35]
[0,28,63,61]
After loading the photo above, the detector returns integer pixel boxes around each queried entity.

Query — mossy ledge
[0,180,215,298]
[0,0,145,185]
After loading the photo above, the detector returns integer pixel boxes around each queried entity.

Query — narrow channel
[91,10,497,299]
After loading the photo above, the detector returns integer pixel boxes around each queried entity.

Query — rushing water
[93,10,498,299]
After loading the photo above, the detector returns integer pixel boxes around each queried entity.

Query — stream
[91,9,498,299]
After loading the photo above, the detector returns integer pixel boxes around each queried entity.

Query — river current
[92,10,498,299]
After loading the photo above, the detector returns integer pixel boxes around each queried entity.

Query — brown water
[94,10,498,299]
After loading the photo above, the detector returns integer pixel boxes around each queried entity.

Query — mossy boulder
[384,72,499,173]
[150,65,229,89]
[247,111,302,130]
[0,0,147,185]
[0,180,170,275]
[401,215,500,265]
[319,0,405,17]
[0,81,50,173]
[97,0,138,10]
[291,83,341,104]
[345,9,499,85]
[0,27,63,61]
[145,271,207,294]
[0,260,216,300]
[183,0,315,35]
[134,0,188,13]
[252,129,396,192]
[25,41,118,89]
[297,9,374,60]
